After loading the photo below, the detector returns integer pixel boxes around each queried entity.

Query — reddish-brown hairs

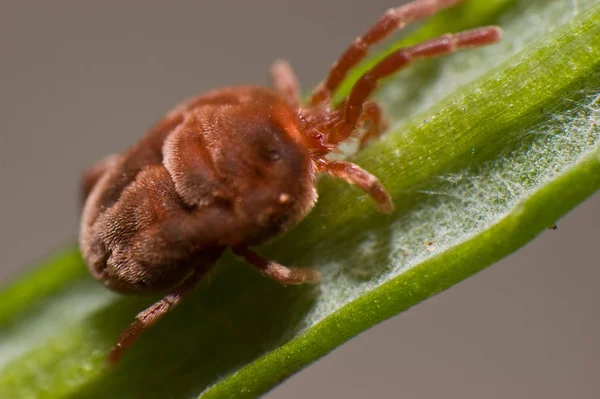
[79,0,501,363]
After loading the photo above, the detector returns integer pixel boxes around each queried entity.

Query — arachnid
[79,0,501,363]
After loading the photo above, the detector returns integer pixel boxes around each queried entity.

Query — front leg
[317,159,394,214]
[270,59,300,108]
[357,101,388,150]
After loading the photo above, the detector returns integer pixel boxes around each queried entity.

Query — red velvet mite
[79,0,502,363]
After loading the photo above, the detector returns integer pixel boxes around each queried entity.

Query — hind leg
[81,154,120,203]
[232,247,320,285]
[107,262,212,364]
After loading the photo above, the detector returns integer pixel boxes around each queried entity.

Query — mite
[80,0,502,363]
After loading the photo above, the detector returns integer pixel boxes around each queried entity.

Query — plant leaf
[0,1,598,398]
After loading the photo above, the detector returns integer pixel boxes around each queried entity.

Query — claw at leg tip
[106,345,122,366]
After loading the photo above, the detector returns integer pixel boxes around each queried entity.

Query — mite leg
[357,101,388,150]
[107,264,211,365]
[81,154,120,203]
[311,0,465,105]
[232,247,321,285]
[317,159,394,214]
[270,59,301,107]
[329,26,502,144]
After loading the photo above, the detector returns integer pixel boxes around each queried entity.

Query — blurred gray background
[1,1,598,398]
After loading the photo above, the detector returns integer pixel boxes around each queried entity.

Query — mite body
[80,0,501,363]
[81,88,318,295]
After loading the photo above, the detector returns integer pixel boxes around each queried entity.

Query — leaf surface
[0,1,598,398]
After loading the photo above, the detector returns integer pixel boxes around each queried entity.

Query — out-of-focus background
[1,1,598,398]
